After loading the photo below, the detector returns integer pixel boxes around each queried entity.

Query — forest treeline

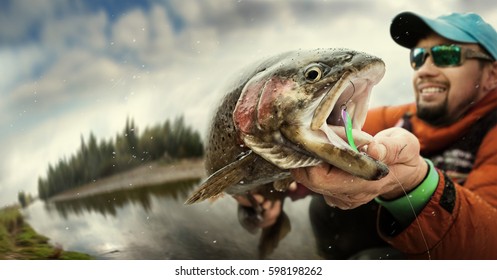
[37,116,203,200]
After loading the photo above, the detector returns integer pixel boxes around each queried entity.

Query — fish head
[233,48,389,180]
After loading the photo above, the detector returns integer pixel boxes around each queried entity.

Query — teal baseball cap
[390,11,497,60]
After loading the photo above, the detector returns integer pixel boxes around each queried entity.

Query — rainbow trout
[186,48,388,204]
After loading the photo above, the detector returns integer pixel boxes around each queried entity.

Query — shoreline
[50,158,206,202]
[0,206,92,260]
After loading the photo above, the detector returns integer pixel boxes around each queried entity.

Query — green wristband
[375,159,439,226]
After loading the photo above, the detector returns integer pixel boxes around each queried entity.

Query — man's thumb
[366,127,420,165]
[366,141,387,162]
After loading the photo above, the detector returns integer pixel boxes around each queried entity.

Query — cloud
[41,11,108,51]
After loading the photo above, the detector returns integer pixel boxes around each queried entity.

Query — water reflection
[23,180,321,260]
[46,179,199,219]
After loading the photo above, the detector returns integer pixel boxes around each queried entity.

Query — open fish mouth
[280,61,389,180]
[312,65,383,151]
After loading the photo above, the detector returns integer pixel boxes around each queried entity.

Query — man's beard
[416,97,450,126]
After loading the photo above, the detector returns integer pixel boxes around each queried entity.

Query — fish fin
[258,210,291,259]
[237,199,263,234]
[184,151,255,204]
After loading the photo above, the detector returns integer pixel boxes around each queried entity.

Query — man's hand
[291,127,428,210]
[233,182,303,229]
[234,194,283,229]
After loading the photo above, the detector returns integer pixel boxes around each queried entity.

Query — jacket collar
[410,89,497,154]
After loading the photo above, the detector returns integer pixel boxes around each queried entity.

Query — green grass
[0,205,92,260]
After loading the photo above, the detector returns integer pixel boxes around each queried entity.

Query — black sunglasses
[410,44,494,70]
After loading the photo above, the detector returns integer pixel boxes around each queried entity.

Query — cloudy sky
[1,0,497,206]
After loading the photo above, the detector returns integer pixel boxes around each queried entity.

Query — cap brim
[390,12,479,49]
[390,12,432,48]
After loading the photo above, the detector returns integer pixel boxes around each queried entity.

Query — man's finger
[367,127,420,165]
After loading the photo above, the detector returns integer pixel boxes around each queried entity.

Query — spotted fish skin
[185,48,388,205]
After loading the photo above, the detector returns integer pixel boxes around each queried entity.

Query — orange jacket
[363,90,497,259]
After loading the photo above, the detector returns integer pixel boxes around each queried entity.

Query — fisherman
[237,11,497,259]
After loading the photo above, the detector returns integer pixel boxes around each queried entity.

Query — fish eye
[304,65,323,83]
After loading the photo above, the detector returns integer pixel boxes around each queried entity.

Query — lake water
[22,179,327,260]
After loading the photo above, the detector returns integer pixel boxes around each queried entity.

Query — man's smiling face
[412,33,491,126]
